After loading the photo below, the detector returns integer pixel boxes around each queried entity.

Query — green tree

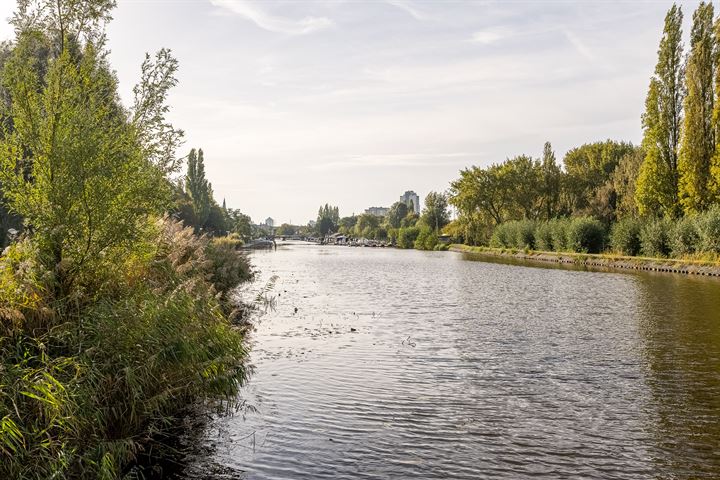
[316,203,339,235]
[386,201,409,228]
[0,33,167,288]
[421,191,450,232]
[338,215,357,235]
[678,2,715,214]
[636,4,684,217]
[612,147,645,218]
[185,148,213,230]
[277,223,296,236]
[539,142,562,220]
[227,209,253,239]
[563,140,636,214]
[354,213,380,237]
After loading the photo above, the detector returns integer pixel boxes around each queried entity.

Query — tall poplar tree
[636,4,685,217]
[185,148,213,229]
[678,2,715,214]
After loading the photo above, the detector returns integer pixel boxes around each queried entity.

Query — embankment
[450,244,720,277]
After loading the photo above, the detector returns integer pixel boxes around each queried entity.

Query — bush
[549,218,571,252]
[0,218,253,479]
[490,220,535,249]
[513,220,536,249]
[397,226,420,249]
[697,205,720,253]
[639,218,671,258]
[610,217,642,256]
[670,216,700,257]
[534,222,554,251]
[414,226,438,250]
[566,217,606,253]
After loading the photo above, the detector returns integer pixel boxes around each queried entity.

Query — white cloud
[386,0,428,21]
[471,30,504,45]
[563,29,596,61]
[209,0,333,35]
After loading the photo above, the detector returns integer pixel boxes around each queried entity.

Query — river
[174,243,720,479]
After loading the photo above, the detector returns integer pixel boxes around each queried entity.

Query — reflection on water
[173,244,720,479]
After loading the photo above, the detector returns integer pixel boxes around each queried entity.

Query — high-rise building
[400,191,420,214]
[364,206,389,217]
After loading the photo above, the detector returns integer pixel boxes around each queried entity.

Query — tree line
[314,192,450,250]
[448,2,720,258]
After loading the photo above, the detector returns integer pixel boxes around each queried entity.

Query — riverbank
[450,244,720,277]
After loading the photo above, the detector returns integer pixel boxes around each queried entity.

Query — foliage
[610,217,643,256]
[316,204,339,236]
[563,140,636,215]
[696,204,720,253]
[386,202,409,229]
[420,191,450,232]
[0,32,168,292]
[566,217,606,254]
[396,226,420,249]
[0,4,253,478]
[640,218,672,257]
[670,216,700,256]
[276,223,296,236]
[636,5,684,217]
[184,148,213,230]
[414,225,438,250]
[678,2,715,214]
[490,220,536,249]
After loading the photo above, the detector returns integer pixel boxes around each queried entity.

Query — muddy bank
[450,244,720,277]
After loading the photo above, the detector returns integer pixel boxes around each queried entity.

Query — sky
[0,1,705,224]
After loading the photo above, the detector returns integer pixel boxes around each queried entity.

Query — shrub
[534,222,554,251]
[549,218,571,252]
[414,226,438,250]
[639,218,671,258]
[397,226,420,249]
[0,218,253,479]
[670,216,700,257]
[610,217,642,256]
[697,205,720,253]
[566,217,606,253]
[490,222,513,248]
[513,220,536,249]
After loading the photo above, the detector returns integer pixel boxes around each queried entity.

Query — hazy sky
[0,1,704,224]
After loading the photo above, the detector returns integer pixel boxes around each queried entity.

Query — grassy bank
[450,244,720,277]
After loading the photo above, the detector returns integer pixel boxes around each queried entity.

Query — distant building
[365,206,389,217]
[400,190,420,214]
[264,217,275,227]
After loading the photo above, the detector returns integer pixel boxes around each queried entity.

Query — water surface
[177,244,720,479]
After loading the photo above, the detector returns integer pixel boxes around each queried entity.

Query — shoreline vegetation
[0,2,254,479]
[450,244,720,277]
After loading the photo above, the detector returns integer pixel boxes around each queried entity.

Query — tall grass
[0,218,253,479]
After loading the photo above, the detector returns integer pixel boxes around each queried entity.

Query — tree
[276,223,296,236]
[563,140,636,214]
[354,213,380,237]
[539,142,562,220]
[227,209,253,239]
[636,4,684,217]
[185,148,213,230]
[338,215,357,235]
[0,32,168,288]
[421,191,450,232]
[612,147,645,218]
[386,201,409,228]
[678,2,715,214]
[316,203,339,235]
